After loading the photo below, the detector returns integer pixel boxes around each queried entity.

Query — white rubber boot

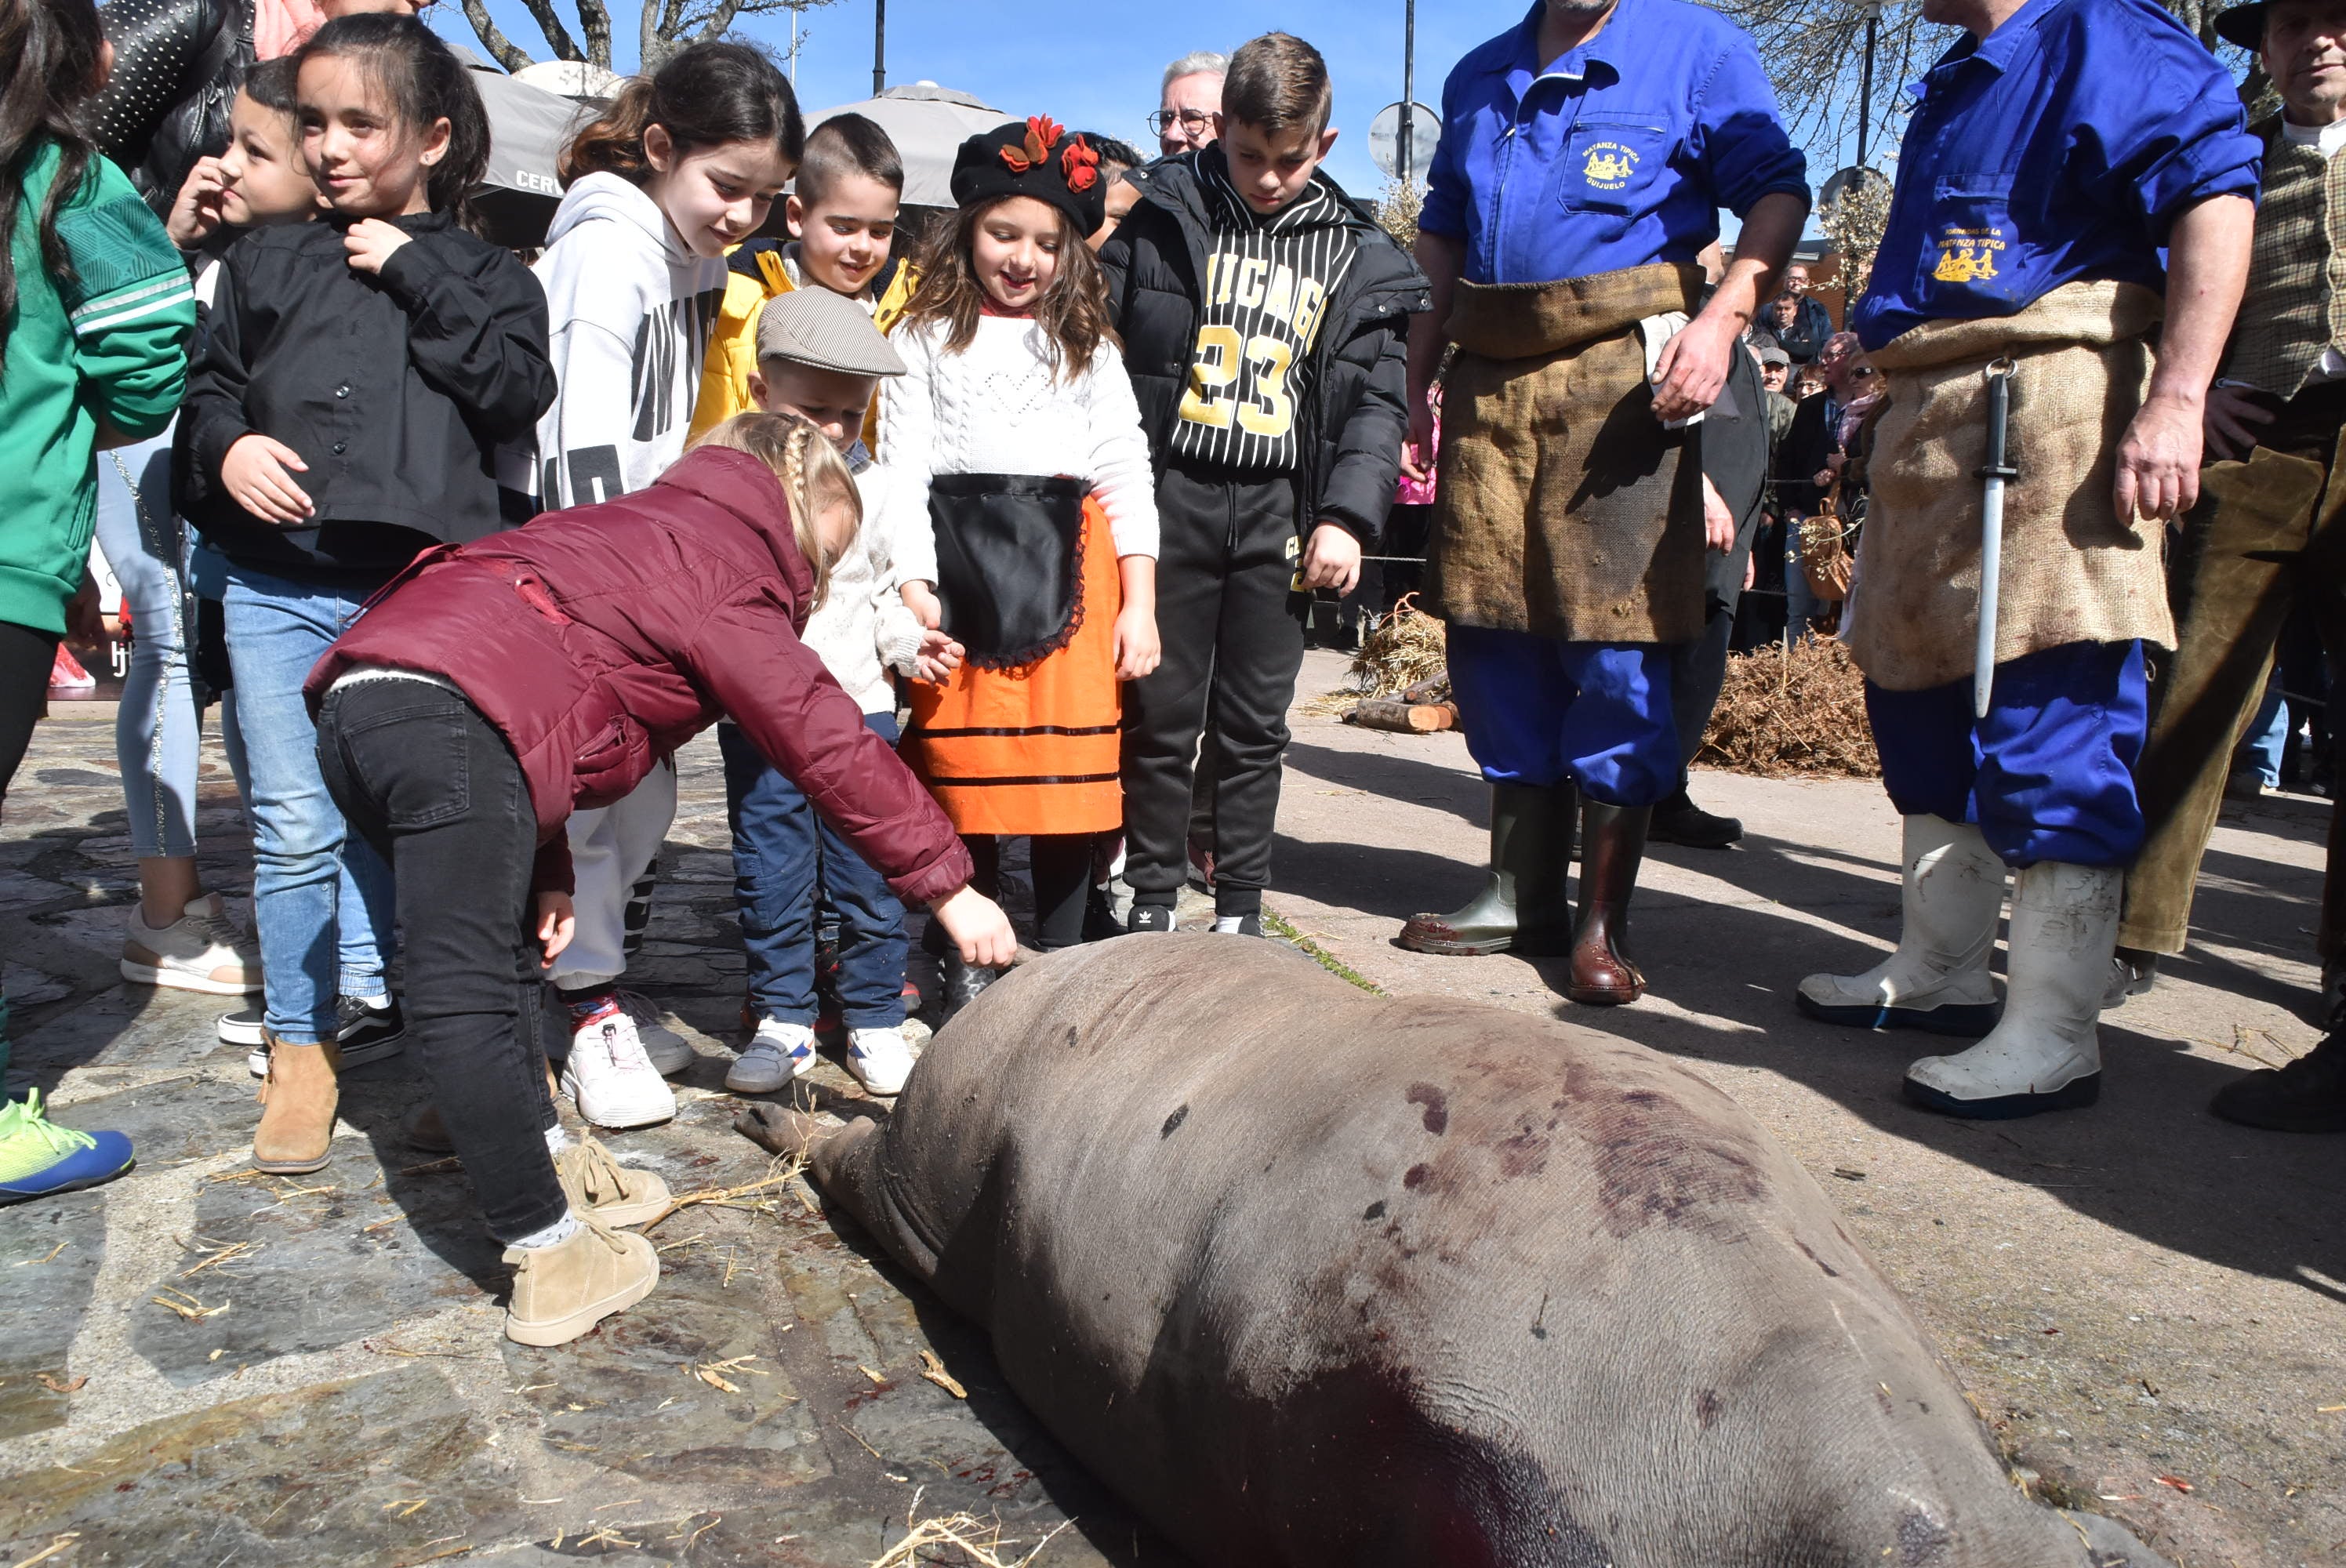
[1904,861,2117,1119]
[1798,815,2005,1037]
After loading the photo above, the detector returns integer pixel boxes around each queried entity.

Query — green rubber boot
[1399,782,1576,956]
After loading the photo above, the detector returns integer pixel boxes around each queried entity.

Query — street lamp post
[1401,0,1417,187]
[1856,0,1882,168]
[873,0,886,97]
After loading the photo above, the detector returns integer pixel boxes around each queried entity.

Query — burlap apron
[1846,280,2174,691]
[1425,263,1707,644]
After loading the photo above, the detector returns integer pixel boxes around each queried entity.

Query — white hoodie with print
[526,172,727,508]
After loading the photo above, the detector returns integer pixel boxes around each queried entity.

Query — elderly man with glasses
[1149,51,1226,158]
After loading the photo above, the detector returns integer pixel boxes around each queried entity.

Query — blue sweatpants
[1865,639,2147,869]
[1447,625,1680,808]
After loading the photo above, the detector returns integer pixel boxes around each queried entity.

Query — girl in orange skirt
[881,116,1160,1011]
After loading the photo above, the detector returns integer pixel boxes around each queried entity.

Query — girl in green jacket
[0,0,198,1203]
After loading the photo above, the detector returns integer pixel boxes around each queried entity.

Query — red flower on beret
[999,115,1066,174]
[1062,134,1100,193]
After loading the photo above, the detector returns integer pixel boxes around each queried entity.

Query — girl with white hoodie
[525,42,801,1131]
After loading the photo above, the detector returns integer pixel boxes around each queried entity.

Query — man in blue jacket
[1798,0,2260,1120]
[1396,0,1809,1007]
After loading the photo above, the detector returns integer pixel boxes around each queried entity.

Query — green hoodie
[0,141,194,635]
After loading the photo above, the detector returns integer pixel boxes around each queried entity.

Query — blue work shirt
[1854,0,2261,350]
[1419,0,1808,286]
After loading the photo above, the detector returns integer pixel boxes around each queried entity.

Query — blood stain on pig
[1694,1388,1723,1428]
[1403,1163,1431,1189]
[1796,1240,1841,1278]
[1405,1083,1449,1134]
[1363,1200,1388,1221]
[1160,1104,1189,1138]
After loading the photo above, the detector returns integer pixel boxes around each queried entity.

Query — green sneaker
[0,1091,136,1203]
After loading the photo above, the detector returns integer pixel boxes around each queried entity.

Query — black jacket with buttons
[176,211,556,578]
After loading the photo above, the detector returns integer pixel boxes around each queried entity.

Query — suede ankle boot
[502,1210,659,1347]
[1566,802,1651,1005]
[252,1035,341,1174]
[1400,782,1576,956]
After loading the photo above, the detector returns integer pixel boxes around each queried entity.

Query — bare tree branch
[465,0,837,77]
[507,0,587,62]
[458,0,534,70]
[573,0,612,67]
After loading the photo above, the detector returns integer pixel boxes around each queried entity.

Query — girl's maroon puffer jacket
[307,445,972,903]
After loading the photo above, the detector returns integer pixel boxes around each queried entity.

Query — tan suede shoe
[503,1213,658,1347]
[554,1135,672,1228]
[252,1036,341,1174]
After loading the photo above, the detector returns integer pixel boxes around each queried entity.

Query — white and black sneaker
[1211,912,1265,938]
[238,996,407,1077]
[1126,904,1176,935]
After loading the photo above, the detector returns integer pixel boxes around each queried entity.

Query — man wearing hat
[1798,0,2261,1120]
[2119,0,2346,1134]
[1397,0,1810,1003]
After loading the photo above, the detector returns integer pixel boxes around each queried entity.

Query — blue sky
[432,0,1539,201]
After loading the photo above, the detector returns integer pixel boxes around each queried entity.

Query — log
[1348,698,1458,734]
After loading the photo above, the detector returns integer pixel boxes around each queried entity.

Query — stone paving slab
[1,659,2341,1566]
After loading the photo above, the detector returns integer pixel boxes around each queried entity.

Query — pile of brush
[1696,638,1880,779]
[1337,597,1457,733]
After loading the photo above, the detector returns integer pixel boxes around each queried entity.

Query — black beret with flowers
[948,117,1108,238]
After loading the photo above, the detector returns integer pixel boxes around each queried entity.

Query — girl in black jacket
[173,13,554,1177]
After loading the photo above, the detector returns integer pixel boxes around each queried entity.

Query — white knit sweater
[879,315,1161,560]
[802,460,934,715]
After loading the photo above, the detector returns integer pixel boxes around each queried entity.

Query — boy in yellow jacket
[692,114,920,441]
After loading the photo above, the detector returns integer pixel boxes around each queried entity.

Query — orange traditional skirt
[902,497,1122,835]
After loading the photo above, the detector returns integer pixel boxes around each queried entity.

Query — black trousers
[316,678,565,1243]
[965,833,1091,953]
[1671,510,1760,785]
[0,621,60,807]
[1123,464,1307,909]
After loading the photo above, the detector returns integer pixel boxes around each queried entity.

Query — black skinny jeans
[0,621,62,807]
[315,677,566,1243]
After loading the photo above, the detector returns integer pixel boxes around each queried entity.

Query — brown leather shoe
[252,1036,341,1174]
[1566,802,1651,1006]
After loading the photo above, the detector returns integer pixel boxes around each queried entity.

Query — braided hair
[689,412,860,609]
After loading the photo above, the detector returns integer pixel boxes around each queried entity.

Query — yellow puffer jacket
[688,240,920,447]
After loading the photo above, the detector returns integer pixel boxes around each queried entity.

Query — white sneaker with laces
[613,989,693,1076]
[559,1000,677,1130]
[122,894,260,996]
[847,1025,917,1096]
[727,1018,816,1094]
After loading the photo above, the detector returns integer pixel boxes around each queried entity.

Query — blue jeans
[721,713,908,1029]
[222,562,396,1043]
[93,429,246,858]
[1447,625,1681,807]
[1866,640,2148,869]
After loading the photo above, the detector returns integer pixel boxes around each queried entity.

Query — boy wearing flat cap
[721,288,964,1100]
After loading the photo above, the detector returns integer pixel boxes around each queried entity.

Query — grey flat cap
[1756,343,1791,368]
[754,286,907,377]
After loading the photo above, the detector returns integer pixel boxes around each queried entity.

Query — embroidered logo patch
[1932,226,2005,283]
[1582,142,1638,191]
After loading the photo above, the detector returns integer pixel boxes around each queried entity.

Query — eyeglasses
[1148,108,1215,136]
[1849,365,1879,379]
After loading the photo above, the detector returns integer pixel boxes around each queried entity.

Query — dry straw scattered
[867,1490,1070,1568]
[1695,640,1880,779]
